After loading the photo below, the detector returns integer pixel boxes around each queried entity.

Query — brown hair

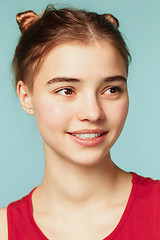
[12,4,131,91]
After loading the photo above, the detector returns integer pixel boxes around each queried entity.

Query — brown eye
[55,88,75,96]
[64,89,74,95]
[110,87,118,94]
[104,86,121,95]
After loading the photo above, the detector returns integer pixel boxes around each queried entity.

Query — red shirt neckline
[28,172,138,240]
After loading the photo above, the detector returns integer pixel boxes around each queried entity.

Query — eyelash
[54,86,122,96]
[103,86,122,95]
[54,87,75,96]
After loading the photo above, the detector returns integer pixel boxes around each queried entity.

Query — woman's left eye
[104,86,121,95]
[55,88,75,96]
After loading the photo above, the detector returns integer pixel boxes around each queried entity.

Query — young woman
[0,4,160,240]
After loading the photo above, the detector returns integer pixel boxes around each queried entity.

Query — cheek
[108,97,129,128]
[32,97,73,132]
[118,100,129,122]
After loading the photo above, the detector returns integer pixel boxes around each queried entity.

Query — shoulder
[132,172,160,202]
[0,190,34,240]
[0,208,8,240]
[133,172,160,186]
[133,172,160,188]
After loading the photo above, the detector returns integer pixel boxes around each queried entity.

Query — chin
[68,151,110,167]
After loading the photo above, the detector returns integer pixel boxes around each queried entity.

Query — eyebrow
[104,76,127,83]
[46,77,80,85]
[45,75,127,85]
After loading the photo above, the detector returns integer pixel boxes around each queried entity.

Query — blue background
[0,0,160,207]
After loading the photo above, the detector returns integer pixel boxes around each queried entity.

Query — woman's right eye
[54,88,75,96]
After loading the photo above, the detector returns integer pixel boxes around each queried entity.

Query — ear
[17,81,34,115]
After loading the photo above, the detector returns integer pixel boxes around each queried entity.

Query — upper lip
[67,129,107,134]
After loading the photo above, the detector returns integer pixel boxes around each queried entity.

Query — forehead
[34,40,126,84]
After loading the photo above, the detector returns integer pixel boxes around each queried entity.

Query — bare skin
[32,156,132,240]
[0,166,132,240]
[0,208,8,240]
[1,41,132,239]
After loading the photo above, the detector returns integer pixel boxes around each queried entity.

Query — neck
[36,149,124,211]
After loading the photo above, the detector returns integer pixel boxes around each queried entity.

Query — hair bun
[103,14,119,29]
[16,10,38,33]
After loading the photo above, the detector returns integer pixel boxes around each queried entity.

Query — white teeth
[72,133,101,139]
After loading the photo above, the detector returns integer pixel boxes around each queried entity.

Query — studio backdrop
[0,0,160,207]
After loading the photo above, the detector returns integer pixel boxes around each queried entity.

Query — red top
[7,173,160,240]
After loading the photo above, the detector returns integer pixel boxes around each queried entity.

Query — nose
[77,93,105,122]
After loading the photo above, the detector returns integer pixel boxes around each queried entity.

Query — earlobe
[17,81,34,115]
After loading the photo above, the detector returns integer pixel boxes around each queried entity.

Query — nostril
[78,106,105,121]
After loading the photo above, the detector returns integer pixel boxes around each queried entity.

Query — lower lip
[67,132,108,147]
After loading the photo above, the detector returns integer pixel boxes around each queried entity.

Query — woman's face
[27,41,129,166]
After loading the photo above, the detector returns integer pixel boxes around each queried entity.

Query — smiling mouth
[69,133,105,139]
[66,130,108,147]
[67,129,108,140]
